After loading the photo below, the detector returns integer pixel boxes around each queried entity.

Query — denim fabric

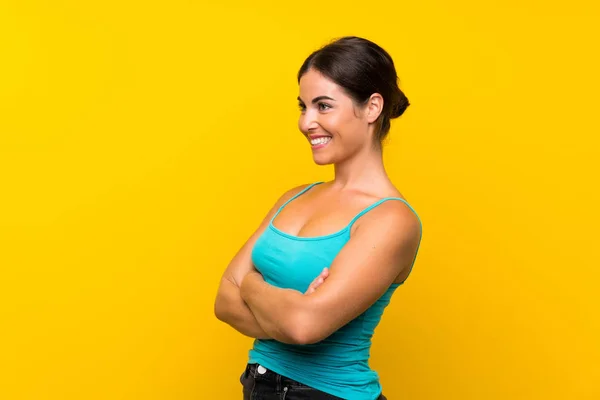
[240,363,388,400]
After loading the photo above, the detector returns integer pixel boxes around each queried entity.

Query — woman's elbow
[214,297,228,322]
[214,278,240,323]
[284,312,325,345]
[214,290,235,323]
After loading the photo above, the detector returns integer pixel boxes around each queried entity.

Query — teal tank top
[248,182,423,400]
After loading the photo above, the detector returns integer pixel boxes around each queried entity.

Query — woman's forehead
[299,70,343,98]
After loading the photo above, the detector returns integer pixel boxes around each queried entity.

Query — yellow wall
[1,1,598,399]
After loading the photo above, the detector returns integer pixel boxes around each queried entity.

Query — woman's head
[297,36,409,165]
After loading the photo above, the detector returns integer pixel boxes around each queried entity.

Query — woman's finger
[305,268,330,294]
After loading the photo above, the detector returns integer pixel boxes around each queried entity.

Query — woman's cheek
[323,114,341,135]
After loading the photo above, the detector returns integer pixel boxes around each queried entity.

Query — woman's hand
[305,268,329,295]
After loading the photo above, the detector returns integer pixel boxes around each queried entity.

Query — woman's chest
[250,228,347,293]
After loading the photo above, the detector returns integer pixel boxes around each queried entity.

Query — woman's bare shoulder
[353,184,420,235]
[272,182,322,207]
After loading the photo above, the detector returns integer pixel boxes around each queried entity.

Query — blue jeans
[240,363,388,400]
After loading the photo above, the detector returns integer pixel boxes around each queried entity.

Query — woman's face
[297,68,372,165]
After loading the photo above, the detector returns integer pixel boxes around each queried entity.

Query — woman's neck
[332,144,391,192]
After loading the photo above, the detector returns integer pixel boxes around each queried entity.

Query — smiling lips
[309,135,332,149]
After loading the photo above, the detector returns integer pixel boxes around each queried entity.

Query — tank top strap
[347,197,423,231]
[270,182,325,222]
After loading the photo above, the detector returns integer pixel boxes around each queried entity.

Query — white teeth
[310,137,331,146]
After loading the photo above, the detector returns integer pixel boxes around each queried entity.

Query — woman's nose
[299,111,319,133]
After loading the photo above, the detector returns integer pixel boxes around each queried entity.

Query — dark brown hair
[298,36,410,143]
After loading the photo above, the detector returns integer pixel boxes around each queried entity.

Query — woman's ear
[366,93,384,123]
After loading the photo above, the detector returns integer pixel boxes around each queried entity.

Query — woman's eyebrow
[297,96,336,103]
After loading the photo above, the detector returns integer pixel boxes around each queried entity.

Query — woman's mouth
[310,136,332,149]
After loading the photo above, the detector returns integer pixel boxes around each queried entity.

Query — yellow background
[1,1,599,399]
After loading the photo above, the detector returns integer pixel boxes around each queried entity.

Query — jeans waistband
[242,363,386,400]
[245,363,319,390]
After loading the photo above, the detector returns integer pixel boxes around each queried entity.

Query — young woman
[215,36,423,400]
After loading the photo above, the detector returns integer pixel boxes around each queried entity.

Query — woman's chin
[312,156,334,166]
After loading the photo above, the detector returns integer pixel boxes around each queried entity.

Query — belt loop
[276,372,282,392]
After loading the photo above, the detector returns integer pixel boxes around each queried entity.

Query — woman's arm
[213,184,311,339]
[240,201,422,345]
[215,274,271,339]
[216,265,329,340]
[239,271,304,343]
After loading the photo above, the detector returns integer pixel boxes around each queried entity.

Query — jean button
[257,365,267,374]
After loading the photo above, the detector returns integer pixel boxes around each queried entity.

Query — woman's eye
[298,104,306,112]
[318,103,331,111]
